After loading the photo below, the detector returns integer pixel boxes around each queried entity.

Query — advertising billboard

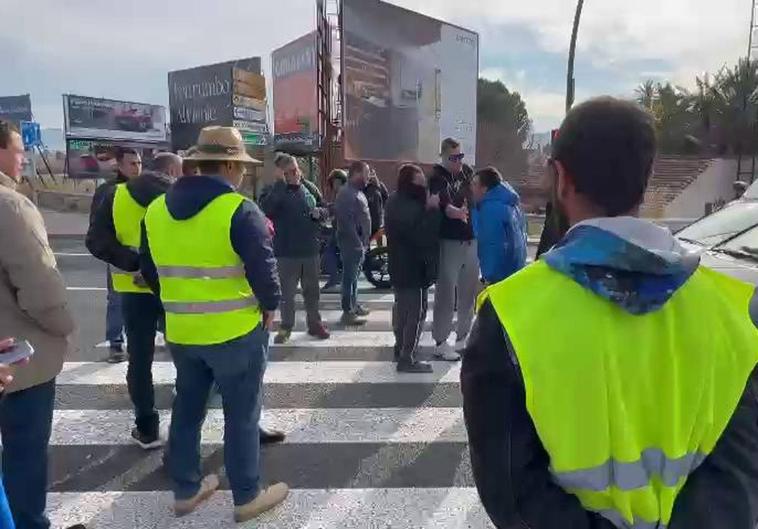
[272,32,319,152]
[342,0,478,164]
[168,57,264,151]
[65,138,162,180]
[0,94,32,127]
[63,95,167,143]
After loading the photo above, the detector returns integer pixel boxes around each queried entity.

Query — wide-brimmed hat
[185,126,261,165]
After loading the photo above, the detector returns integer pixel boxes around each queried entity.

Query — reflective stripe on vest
[143,192,261,345]
[481,260,758,529]
[111,184,151,294]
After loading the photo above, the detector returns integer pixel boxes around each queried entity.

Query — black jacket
[364,178,389,236]
[427,163,474,241]
[385,190,441,289]
[259,179,327,259]
[86,171,171,272]
[536,201,570,258]
[139,175,280,312]
[463,299,758,529]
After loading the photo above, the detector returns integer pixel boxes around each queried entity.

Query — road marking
[58,360,461,385]
[48,408,465,445]
[47,489,490,529]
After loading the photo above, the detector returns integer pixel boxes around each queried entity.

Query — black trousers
[392,288,428,364]
[122,292,164,436]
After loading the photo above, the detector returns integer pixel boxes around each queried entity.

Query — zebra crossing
[50,280,493,528]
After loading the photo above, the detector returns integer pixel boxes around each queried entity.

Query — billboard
[342,0,478,164]
[272,32,319,152]
[168,57,265,151]
[63,95,167,143]
[0,94,32,127]
[65,138,162,180]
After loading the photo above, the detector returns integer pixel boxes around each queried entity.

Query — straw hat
[185,126,261,164]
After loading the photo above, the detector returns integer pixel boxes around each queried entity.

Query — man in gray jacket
[0,120,76,529]
[334,161,371,325]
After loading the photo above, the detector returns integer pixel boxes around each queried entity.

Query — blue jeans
[323,235,341,286]
[105,267,125,346]
[0,379,55,529]
[168,326,268,506]
[340,248,364,313]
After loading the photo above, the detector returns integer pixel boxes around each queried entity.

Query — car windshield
[713,224,758,263]
[677,201,758,248]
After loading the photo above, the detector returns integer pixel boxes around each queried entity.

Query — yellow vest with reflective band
[480,260,758,529]
[143,192,261,345]
[111,183,151,294]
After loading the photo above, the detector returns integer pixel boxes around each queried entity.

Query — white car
[676,182,758,285]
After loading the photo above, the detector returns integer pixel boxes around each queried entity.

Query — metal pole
[749,0,756,60]
[566,0,585,113]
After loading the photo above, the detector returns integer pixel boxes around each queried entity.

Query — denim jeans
[122,293,164,436]
[168,326,268,506]
[0,379,56,529]
[323,234,341,285]
[105,267,125,346]
[340,248,364,313]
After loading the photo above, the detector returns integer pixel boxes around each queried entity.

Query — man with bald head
[86,150,183,449]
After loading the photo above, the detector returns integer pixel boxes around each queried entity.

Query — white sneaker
[434,342,461,362]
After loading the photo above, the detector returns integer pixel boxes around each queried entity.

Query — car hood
[680,240,758,286]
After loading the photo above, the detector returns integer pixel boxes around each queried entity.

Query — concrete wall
[664,159,738,218]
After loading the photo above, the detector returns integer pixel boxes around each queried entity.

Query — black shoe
[131,428,164,450]
[354,305,371,317]
[397,360,433,373]
[107,345,126,364]
[260,427,286,445]
[340,312,366,326]
[65,525,87,529]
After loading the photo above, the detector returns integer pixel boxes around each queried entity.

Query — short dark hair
[476,167,502,190]
[440,137,460,155]
[196,159,226,175]
[115,147,139,162]
[397,163,423,193]
[0,120,19,149]
[328,168,347,186]
[552,97,656,216]
[348,160,368,177]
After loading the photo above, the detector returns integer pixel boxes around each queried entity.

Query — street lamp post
[566,0,585,113]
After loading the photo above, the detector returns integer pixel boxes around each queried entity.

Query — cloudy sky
[0,0,748,132]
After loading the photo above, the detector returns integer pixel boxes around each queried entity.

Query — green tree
[713,58,758,156]
[476,78,531,179]
[635,80,657,111]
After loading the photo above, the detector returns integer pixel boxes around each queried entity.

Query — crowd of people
[1,95,757,529]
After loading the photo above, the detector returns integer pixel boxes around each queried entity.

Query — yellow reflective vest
[480,260,758,529]
[143,193,261,345]
[111,183,151,294]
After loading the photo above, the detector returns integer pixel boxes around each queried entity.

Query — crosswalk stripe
[47,489,492,529]
[59,360,461,385]
[49,408,465,445]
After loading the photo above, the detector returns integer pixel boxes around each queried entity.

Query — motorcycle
[319,225,391,290]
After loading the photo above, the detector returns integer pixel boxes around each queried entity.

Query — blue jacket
[139,175,281,312]
[471,182,527,283]
[0,479,13,529]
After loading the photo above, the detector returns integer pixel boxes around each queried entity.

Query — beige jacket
[0,171,75,393]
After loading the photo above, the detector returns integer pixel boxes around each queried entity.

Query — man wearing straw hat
[139,126,288,521]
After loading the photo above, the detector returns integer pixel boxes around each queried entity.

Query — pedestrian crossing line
[58,361,462,385]
[48,408,465,445]
[47,489,492,529]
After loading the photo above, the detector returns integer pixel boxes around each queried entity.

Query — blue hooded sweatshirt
[472,182,528,283]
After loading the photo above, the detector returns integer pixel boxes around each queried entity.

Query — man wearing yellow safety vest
[462,97,758,529]
[86,152,182,450]
[139,127,288,522]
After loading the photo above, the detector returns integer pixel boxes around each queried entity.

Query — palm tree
[635,80,657,110]
[714,58,758,155]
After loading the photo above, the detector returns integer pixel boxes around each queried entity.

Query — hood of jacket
[164,175,235,220]
[481,181,519,208]
[543,216,701,315]
[125,171,172,208]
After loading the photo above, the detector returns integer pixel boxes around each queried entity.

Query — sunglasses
[448,153,465,162]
